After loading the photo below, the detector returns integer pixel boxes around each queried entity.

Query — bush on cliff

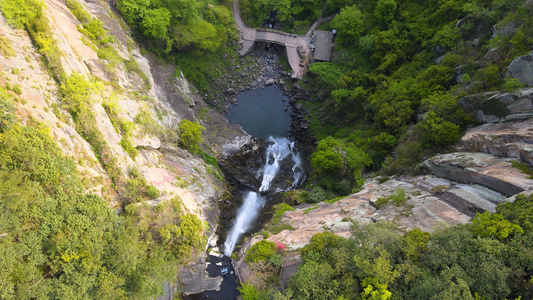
[177,119,205,154]
[245,240,277,263]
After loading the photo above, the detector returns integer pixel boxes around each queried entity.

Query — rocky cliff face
[0,0,250,269]
[1,0,258,295]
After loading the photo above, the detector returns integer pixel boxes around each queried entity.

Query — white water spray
[224,137,303,256]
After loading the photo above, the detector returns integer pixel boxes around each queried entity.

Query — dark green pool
[225,85,291,139]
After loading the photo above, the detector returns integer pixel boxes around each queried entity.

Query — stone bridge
[232,0,316,78]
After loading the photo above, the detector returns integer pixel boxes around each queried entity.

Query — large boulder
[459,120,533,165]
[507,53,533,86]
[459,88,533,123]
[421,152,533,196]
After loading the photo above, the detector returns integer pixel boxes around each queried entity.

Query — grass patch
[0,37,16,58]
[303,205,320,214]
[324,196,344,204]
[272,203,294,223]
[59,74,122,185]
[511,161,533,179]
[261,203,296,236]
[134,105,167,139]
[102,100,138,159]
[375,188,407,209]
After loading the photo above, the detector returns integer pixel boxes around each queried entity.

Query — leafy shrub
[376,197,389,208]
[146,184,160,199]
[269,253,283,269]
[60,74,122,185]
[308,186,327,203]
[245,240,277,263]
[0,89,15,132]
[472,211,523,241]
[0,37,16,58]
[177,119,204,154]
[374,0,397,24]
[238,283,261,300]
[496,193,533,231]
[124,167,160,202]
[120,137,138,158]
[125,178,145,203]
[389,188,406,206]
[475,65,503,89]
[311,136,371,194]
[377,177,391,184]
[65,0,90,23]
[272,203,295,223]
[419,111,462,146]
[300,231,343,263]
[504,77,524,92]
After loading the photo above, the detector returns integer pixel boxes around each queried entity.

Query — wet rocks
[218,138,266,191]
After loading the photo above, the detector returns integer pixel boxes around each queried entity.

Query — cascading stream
[224,137,303,256]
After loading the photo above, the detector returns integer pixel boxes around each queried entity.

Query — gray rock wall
[507,53,533,86]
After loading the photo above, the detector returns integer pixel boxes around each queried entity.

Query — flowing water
[186,84,302,299]
[224,137,303,255]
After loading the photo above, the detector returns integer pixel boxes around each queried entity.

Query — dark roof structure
[280,260,302,291]
[314,30,333,61]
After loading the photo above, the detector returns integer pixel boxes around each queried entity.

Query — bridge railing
[256,28,301,38]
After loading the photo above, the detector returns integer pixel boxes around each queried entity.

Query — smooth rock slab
[422,152,533,196]
[459,119,533,165]
[178,258,223,295]
[507,53,533,86]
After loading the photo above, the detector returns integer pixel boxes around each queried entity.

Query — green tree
[238,283,261,300]
[418,111,461,146]
[288,261,339,300]
[496,193,533,231]
[116,0,150,25]
[0,0,43,29]
[360,277,392,300]
[472,211,524,241]
[374,0,397,24]
[177,119,204,154]
[408,265,474,300]
[311,137,370,176]
[401,228,430,261]
[301,231,344,263]
[332,5,365,45]
[141,8,171,39]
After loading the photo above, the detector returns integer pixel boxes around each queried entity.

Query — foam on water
[224,137,303,255]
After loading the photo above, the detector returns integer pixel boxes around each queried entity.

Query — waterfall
[223,137,303,256]
[223,192,265,257]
